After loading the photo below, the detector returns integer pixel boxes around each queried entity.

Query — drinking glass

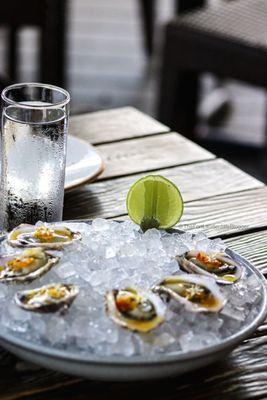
[0,83,70,231]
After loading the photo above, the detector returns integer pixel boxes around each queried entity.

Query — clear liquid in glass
[0,102,67,231]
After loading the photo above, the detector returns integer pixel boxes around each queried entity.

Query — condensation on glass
[0,83,70,230]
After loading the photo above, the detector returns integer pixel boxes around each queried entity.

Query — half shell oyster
[0,248,59,283]
[176,250,243,284]
[15,283,79,312]
[8,224,81,249]
[153,274,226,312]
[105,288,165,332]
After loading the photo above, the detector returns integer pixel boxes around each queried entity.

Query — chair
[158,0,267,141]
[1,0,68,86]
[138,0,205,56]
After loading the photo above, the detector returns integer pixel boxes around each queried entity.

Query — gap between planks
[95,132,215,181]
[224,229,267,275]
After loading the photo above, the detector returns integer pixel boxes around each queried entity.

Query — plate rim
[0,221,266,367]
[65,136,105,190]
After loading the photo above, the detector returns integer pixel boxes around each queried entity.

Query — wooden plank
[177,187,267,237]
[63,159,263,221]
[97,132,214,180]
[69,107,169,145]
[0,365,81,400]
[225,230,267,275]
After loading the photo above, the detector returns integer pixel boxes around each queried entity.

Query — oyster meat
[105,288,165,332]
[8,224,81,249]
[0,248,59,283]
[153,274,226,312]
[15,283,79,312]
[176,250,243,284]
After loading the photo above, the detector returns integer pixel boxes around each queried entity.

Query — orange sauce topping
[7,257,35,271]
[33,227,55,242]
[26,286,67,302]
[47,287,66,299]
[196,252,222,269]
[116,293,138,313]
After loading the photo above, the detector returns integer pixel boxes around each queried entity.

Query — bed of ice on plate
[0,219,263,357]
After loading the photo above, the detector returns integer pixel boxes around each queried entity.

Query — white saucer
[65,135,104,190]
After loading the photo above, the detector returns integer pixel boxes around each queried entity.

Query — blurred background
[0,0,266,182]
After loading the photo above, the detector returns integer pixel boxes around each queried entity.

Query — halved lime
[126,175,184,231]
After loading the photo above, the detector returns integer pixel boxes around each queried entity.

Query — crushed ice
[0,219,263,357]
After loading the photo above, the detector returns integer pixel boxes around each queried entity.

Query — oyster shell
[153,274,226,312]
[7,224,81,249]
[15,283,79,312]
[176,250,243,284]
[105,288,165,332]
[0,248,59,283]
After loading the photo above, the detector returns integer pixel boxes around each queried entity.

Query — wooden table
[2,107,267,399]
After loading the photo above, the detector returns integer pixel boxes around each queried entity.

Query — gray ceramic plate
[0,223,266,381]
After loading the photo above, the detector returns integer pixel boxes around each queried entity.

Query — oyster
[0,248,58,283]
[105,288,165,332]
[176,250,243,284]
[153,274,226,313]
[7,224,81,249]
[15,283,78,312]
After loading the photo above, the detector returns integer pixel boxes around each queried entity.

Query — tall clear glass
[0,83,70,231]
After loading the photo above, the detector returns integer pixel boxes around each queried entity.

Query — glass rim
[1,82,70,109]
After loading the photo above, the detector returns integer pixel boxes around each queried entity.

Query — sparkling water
[0,104,67,230]
[0,220,263,358]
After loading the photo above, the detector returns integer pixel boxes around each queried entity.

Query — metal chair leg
[138,0,156,56]
[157,27,199,139]
[7,27,18,81]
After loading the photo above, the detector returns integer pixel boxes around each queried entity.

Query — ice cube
[55,262,76,279]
